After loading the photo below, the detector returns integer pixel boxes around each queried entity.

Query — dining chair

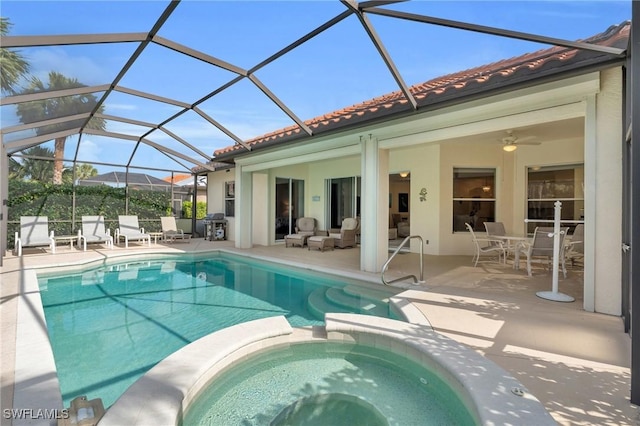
[465,222,506,267]
[564,224,584,267]
[515,226,570,277]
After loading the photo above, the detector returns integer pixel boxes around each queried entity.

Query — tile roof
[214,21,629,160]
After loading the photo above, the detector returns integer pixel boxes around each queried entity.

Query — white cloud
[27,47,111,86]
[76,139,102,164]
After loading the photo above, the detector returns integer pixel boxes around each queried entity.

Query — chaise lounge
[14,216,56,256]
[115,215,151,248]
[79,215,114,251]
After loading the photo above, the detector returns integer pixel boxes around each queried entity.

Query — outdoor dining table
[495,235,531,268]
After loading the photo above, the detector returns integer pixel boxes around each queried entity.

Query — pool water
[182,342,476,426]
[38,253,398,408]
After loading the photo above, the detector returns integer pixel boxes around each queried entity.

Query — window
[452,168,496,232]
[526,164,584,233]
[225,181,235,217]
[326,177,361,229]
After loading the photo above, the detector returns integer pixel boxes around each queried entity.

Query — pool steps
[307,287,389,321]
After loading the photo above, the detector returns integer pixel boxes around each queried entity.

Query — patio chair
[329,217,359,249]
[115,215,151,248]
[284,217,316,248]
[564,224,584,267]
[484,221,510,257]
[14,216,56,256]
[465,222,506,267]
[161,216,191,243]
[515,226,570,277]
[78,215,113,251]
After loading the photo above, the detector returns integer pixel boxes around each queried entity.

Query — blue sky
[1,1,632,178]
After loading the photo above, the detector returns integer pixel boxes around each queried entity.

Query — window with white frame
[453,168,496,232]
[225,181,235,217]
[526,164,584,234]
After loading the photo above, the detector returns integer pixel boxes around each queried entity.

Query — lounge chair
[465,222,506,267]
[78,215,114,251]
[515,226,570,277]
[284,217,316,248]
[329,217,359,249]
[161,216,191,243]
[14,216,56,256]
[115,215,151,248]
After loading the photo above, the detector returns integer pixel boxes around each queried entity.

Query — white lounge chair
[15,216,56,256]
[160,216,191,243]
[78,215,114,251]
[115,215,151,248]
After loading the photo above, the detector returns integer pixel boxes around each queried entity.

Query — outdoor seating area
[284,217,317,248]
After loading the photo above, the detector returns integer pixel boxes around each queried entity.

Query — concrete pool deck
[1,238,637,425]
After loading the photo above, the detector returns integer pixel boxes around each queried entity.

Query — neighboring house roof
[162,174,192,185]
[162,174,207,187]
[77,171,174,188]
[214,21,629,161]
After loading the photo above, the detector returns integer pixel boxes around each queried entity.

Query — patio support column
[360,134,389,273]
[585,68,624,315]
[0,140,7,265]
[235,166,253,249]
[583,95,597,312]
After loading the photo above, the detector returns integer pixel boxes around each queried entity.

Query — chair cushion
[329,233,341,239]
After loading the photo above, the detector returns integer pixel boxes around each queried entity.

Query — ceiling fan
[500,130,540,152]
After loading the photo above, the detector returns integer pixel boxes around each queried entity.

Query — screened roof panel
[253,14,401,121]
[116,42,240,103]
[101,91,184,124]
[160,109,239,155]
[2,1,166,35]
[368,14,553,86]
[197,77,298,141]
[157,1,349,69]
[383,1,631,41]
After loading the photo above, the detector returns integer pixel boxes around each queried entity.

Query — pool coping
[11,250,430,425]
[100,314,555,426]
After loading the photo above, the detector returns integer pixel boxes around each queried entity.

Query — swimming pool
[37,252,400,408]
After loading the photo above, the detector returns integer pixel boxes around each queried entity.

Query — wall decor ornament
[419,188,427,202]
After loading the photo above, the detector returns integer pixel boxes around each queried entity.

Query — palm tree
[0,17,30,94]
[8,157,26,180]
[75,163,99,180]
[20,146,55,182]
[15,71,106,184]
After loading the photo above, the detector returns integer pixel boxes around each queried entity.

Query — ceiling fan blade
[516,141,541,146]
[516,135,537,143]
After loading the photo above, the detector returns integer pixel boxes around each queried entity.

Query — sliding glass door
[275,177,304,240]
[326,177,361,229]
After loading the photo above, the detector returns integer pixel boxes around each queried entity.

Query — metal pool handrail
[381,235,425,286]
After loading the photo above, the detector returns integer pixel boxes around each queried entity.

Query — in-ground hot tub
[99,314,555,426]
